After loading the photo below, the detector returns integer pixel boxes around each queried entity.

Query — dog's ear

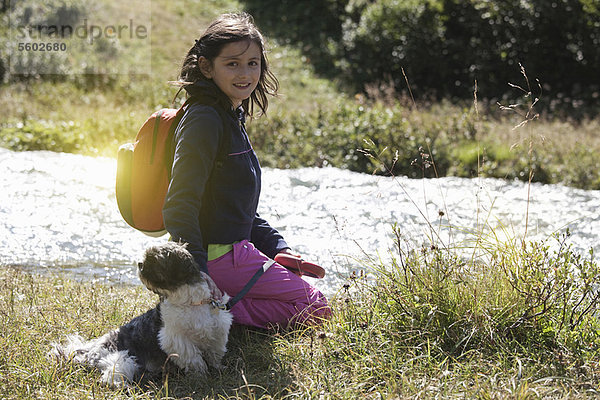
[138,250,173,294]
[138,242,203,295]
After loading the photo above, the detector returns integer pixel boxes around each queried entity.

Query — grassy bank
[248,98,600,189]
[2,229,600,399]
[2,88,599,190]
[2,1,600,190]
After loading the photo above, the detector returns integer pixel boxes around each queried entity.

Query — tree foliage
[246,0,600,113]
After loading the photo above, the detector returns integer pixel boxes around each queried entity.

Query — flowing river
[1,147,599,296]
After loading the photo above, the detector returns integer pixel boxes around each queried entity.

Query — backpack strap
[164,98,196,181]
[166,98,232,180]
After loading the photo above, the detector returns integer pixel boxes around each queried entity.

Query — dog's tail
[49,333,139,387]
[49,333,91,364]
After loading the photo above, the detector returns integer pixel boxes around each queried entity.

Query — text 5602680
[18,42,67,52]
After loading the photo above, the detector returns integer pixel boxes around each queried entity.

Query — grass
[0,268,293,399]
[2,1,599,189]
[2,225,600,399]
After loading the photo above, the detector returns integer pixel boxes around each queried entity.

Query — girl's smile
[200,40,262,108]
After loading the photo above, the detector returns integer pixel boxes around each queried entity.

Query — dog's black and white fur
[50,242,233,387]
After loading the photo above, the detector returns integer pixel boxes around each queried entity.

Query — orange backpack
[116,103,188,237]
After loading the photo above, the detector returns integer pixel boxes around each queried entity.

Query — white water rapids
[1,147,599,296]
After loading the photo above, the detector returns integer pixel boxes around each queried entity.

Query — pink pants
[207,240,331,329]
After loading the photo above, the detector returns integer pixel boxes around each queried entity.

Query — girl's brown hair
[176,12,278,117]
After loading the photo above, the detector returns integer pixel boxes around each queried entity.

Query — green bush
[340,0,445,95]
[0,120,85,153]
[553,143,600,190]
[250,100,427,176]
[243,0,346,74]
[0,111,142,156]
[252,99,479,178]
[249,96,600,188]
[246,0,600,114]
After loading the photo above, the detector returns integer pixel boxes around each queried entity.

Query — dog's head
[138,242,204,296]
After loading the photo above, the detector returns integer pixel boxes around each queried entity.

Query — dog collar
[190,299,227,310]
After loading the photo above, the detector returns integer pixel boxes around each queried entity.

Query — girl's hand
[200,271,224,300]
[276,249,303,276]
[277,248,301,258]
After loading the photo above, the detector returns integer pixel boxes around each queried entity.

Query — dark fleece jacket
[162,80,288,271]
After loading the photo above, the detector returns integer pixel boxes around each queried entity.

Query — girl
[163,12,331,329]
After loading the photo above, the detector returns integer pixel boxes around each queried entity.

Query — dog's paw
[186,356,208,375]
[212,362,226,372]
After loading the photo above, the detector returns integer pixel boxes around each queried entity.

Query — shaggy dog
[50,242,233,387]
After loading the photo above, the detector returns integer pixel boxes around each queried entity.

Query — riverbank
[2,90,600,191]
[2,231,599,399]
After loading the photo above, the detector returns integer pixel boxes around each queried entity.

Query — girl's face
[200,40,262,108]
